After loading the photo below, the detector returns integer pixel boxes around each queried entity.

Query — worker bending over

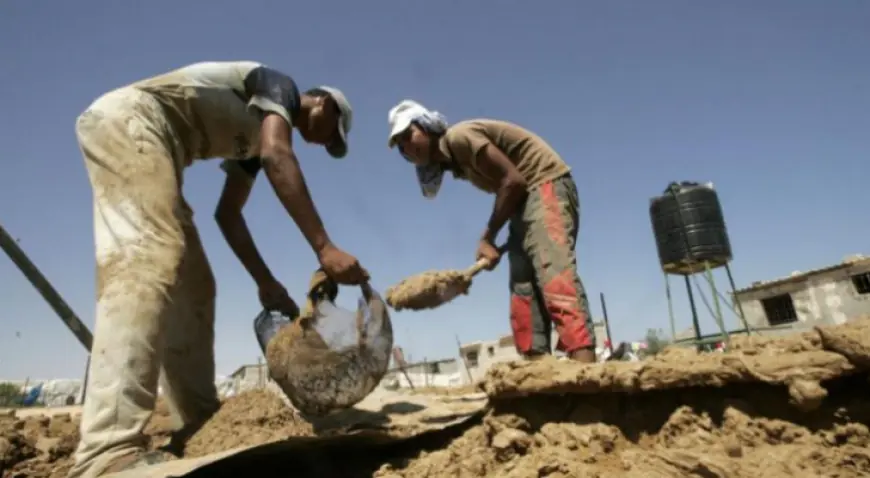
[387,100,596,363]
[70,61,368,476]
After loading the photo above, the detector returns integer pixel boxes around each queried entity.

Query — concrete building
[226,319,613,391]
[733,255,870,330]
[229,357,466,393]
[382,358,463,389]
[458,320,610,383]
[227,362,270,394]
[223,363,298,401]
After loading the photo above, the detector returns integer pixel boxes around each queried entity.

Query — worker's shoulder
[135,61,293,88]
[446,119,523,139]
[172,60,269,81]
[451,118,521,132]
[444,119,485,138]
[177,60,263,71]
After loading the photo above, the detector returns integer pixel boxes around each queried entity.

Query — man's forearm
[262,152,333,255]
[217,214,274,286]
[482,182,527,242]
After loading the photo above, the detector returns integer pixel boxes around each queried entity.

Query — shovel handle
[464,243,509,277]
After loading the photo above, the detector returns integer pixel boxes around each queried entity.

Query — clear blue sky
[1,1,868,380]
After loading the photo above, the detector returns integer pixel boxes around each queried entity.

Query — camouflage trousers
[507,173,595,355]
[68,87,220,478]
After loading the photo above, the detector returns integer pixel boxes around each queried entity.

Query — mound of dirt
[5,320,870,478]
[375,376,870,477]
[184,389,313,458]
[385,270,470,311]
[0,391,314,477]
[372,320,870,477]
[0,400,175,478]
[409,385,482,397]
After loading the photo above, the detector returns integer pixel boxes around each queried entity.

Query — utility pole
[391,347,415,390]
[599,293,614,353]
[455,335,474,385]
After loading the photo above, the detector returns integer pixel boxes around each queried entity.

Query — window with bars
[761,294,798,326]
[851,273,870,295]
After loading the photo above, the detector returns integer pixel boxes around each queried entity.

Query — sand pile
[386,270,471,311]
[184,389,313,457]
[409,384,481,397]
[0,410,77,478]
[0,390,315,477]
[4,319,870,478]
[374,320,870,478]
[0,400,175,478]
[0,391,315,477]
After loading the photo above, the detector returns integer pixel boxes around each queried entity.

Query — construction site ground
[3,318,870,478]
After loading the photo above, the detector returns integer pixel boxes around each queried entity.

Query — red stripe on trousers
[509,294,533,353]
[538,182,592,351]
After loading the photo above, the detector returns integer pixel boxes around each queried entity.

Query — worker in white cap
[387,100,597,364]
[69,61,368,476]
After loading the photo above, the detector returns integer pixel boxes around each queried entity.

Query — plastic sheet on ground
[103,389,489,478]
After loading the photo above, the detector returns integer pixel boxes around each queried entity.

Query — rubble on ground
[3,320,870,478]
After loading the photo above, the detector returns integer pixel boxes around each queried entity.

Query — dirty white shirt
[130,61,301,178]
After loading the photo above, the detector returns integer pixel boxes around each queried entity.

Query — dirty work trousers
[68,87,221,478]
[507,173,595,355]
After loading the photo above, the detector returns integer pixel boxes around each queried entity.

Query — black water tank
[650,181,733,275]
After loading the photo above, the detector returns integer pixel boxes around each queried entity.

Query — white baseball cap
[387,100,429,148]
[387,100,444,199]
[314,86,352,159]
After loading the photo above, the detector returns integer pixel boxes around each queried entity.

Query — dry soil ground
[3,319,870,478]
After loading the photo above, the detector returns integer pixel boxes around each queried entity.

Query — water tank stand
[662,272,707,351]
[723,263,751,334]
[658,182,752,350]
[662,261,753,352]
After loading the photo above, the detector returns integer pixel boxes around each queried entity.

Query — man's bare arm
[474,144,528,242]
[259,113,334,256]
[215,169,275,287]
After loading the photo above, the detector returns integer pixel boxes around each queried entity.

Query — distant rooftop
[733,254,870,295]
[459,334,515,352]
[388,357,456,372]
[459,320,607,352]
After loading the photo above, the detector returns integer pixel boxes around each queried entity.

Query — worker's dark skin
[466,144,528,270]
[215,169,299,315]
[215,94,368,314]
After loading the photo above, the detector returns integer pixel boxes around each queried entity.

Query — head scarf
[387,100,449,199]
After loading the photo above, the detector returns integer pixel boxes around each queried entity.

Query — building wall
[736,268,870,329]
[459,320,611,383]
[383,359,464,388]
[463,338,522,383]
[394,371,465,388]
[228,364,269,394]
[593,321,610,346]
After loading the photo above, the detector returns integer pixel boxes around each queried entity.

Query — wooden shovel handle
[464,243,509,277]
